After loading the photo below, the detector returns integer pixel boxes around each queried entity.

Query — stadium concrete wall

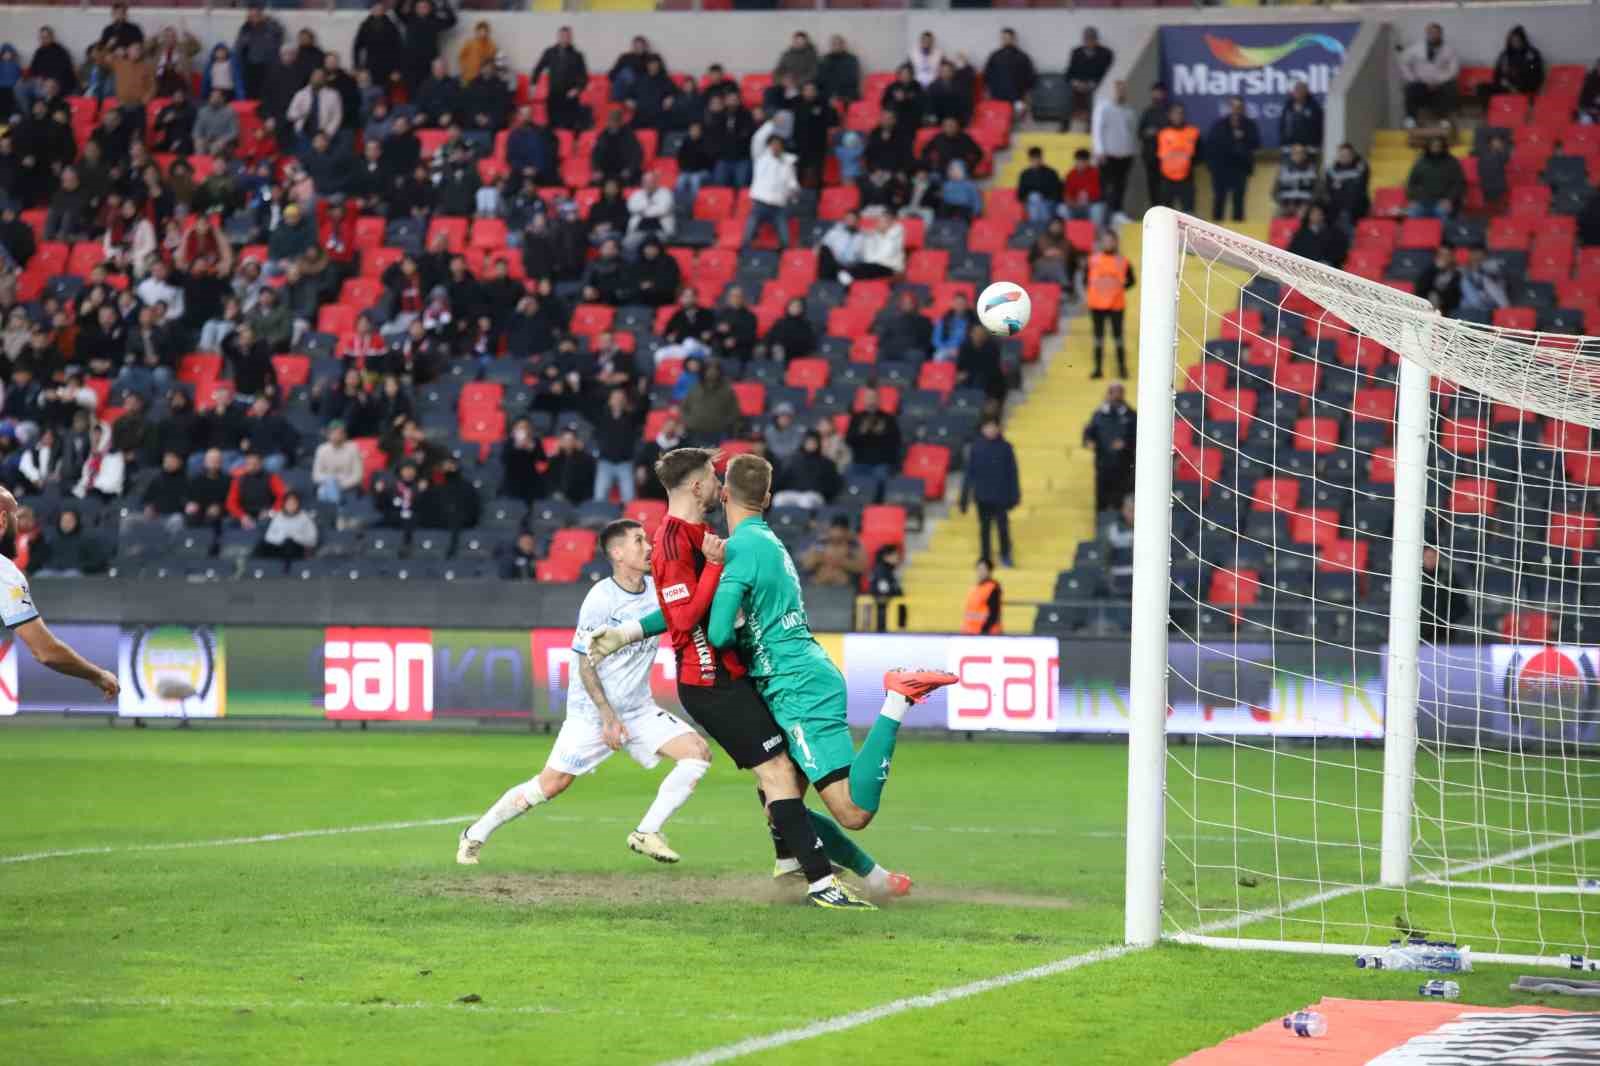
[24,576,857,630]
[13,2,1598,84]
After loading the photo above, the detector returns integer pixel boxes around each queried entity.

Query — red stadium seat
[1371,187,1406,217]
[339,278,382,307]
[1398,217,1443,249]
[427,217,468,253]
[363,246,403,278]
[818,186,860,221]
[731,381,766,417]
[32,241,69,276]
[905,249,948,286]
[569,304,615,337]
[459,410,507,453]
[778,248,817,284]
[353,216,387,252]
[1250,476,1301,514]
[694,186,734,221]
[1550,511,1599,551]
[1219,309,1262,341]
[1499,611,1552,642]
[1207,568,1260,609]
[1440,417,1489,455]
[1318,538,1369,575]
[785,357,830,398]
[1292,417,1339,455]
[901,443,950,499]
[1508,184,1552,217]
[1206,388,1257,430]
[459,381,505,416]
[1352,387,1397,422]
[1491,307,1537,331]
[849,335,879,364]
[317,304,358,336]
[1487,94,1530,126]
[1275,360,1320,400]
[860,504,907,557]
[917,361,956,398]
[469,218,508,250]
[1448,478,1497,515]
[68,241,105,276]
[696,248,738,281]
[1289,509,1340,548]
[825,305,873,338]
[623,499,667,536]
[535,558,583,584]
[270,355,311,392]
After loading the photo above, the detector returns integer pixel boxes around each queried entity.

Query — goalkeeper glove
[588,620,644,664]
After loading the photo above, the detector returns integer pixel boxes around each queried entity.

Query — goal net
[1125,208,1600,967]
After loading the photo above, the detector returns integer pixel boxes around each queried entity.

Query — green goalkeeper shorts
[753,656,854,787]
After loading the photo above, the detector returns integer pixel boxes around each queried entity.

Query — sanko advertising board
[13,624,1588,747]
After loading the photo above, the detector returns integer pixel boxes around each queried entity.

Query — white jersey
[567,575,662,722]
[0,554,39,631]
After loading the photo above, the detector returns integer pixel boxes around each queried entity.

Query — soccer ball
[976,282,1031,337]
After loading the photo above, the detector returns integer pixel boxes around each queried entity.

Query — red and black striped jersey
[651,515,745,687]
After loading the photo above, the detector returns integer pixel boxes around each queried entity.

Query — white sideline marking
[653,829,1600,1065]
[652,946,1134,1066]
[0,816,476,864]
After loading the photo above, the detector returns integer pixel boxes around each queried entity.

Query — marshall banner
[1158,22,1359,147]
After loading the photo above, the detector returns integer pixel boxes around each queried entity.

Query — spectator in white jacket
[1398,23,1461,127]
[312,421,363,505]
[287,68,343,145]
[818,211,864,277]
[625,169,675,251]
[836,215,904,284]
[744,134,799,249]
[257,491,319,560]
[910,30,943,88]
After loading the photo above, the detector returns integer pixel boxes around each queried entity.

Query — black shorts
[678,675,787,770]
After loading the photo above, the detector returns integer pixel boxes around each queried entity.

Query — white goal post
[1125,207,1600,967]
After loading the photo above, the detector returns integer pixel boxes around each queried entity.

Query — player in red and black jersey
[605,447,871,909]
[600,447,910,904]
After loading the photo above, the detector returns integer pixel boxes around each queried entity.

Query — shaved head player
[0,488,120,700]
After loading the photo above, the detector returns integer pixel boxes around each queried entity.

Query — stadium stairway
[899,142,1282,633]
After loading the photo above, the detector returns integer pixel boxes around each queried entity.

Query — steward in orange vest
[1085,230,1136,379]
[961,558,1003,635]
[1156,103,1199,213]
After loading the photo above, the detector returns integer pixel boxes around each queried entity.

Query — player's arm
[13,618,120,699]
[591,531,724,661]
[576,650,628,750]
[706,569,752,650]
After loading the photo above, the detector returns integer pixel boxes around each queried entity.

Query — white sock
[864,865,891,892]
[808,876,835,894]
[881,692,911,724]
[636,758,709,834]
[465,777,547,843]
[774,857,802,875]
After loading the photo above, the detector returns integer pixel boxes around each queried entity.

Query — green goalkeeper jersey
[707,516,821,679]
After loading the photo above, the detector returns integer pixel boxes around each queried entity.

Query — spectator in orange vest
[1155,102,1198,213]
[1085,229,1135,380]
[961,558,1003,635]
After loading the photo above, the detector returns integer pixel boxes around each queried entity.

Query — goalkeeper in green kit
[593,453,956,833]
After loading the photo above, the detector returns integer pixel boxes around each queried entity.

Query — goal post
[1124,207,1600,966]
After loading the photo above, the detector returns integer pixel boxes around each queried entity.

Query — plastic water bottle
[1562,954,1600,972]
[1355,939,1472,973]
[1282,1010,1327,1038]
[1419,980,1460,999]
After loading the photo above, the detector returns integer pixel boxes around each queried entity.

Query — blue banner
[1159,22,1359,148]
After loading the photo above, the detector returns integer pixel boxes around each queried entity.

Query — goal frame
[1122,208,1436,952]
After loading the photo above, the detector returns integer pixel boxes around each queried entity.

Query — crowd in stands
[0,7,1071,585]
[1046,20,1600,640]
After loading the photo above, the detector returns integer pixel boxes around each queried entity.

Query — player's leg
[456,717,599,864]
[680,677,871,908]
[764,665,957,830]
[622,709,712,863]
[763,778,912,900]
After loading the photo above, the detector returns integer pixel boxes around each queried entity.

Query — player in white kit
[457,519,711,865]
[0,487,120,700]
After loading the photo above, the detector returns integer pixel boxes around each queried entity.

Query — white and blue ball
[976,282,1031,337]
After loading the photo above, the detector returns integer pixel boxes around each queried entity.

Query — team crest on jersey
[661,583,690,603]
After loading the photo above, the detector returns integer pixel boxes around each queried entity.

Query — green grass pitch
[0,725,1588,1065]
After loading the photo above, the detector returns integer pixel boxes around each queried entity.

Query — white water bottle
[1282,1010,1327,1038]
[1356,942,1471,973]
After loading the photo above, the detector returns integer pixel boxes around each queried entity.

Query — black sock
[767,797,831,884]
[758,788,792,860]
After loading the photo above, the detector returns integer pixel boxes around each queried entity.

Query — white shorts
[545,705,697,777]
